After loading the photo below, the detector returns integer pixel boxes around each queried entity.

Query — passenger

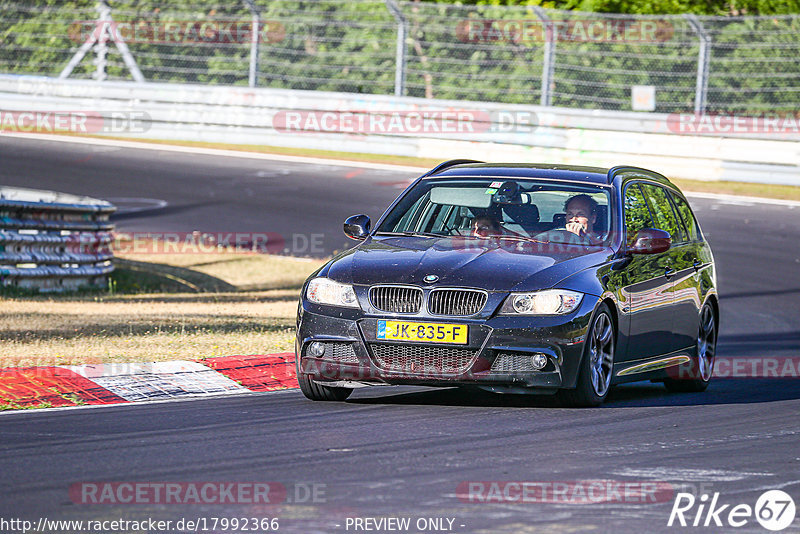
[471,216,503,238]
[564,194,602,244]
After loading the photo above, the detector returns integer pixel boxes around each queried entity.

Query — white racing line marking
[612,467,773,482]
[4,132,798,206]
[103,197,168,214]
[66,361,248,401]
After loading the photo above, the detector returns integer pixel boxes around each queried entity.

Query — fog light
[308,341,326,357]
[530,353,548,370]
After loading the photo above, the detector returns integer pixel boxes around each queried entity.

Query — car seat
[501,204,541,235]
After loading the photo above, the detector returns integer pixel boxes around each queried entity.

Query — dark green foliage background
[1,0,798,112]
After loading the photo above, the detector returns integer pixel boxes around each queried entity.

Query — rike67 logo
[668,490,796,531]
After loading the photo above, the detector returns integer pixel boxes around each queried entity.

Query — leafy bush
[0,0,798,113]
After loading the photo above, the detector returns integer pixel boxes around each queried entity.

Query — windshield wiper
[465,234,547,244]
[374,231,441,238]
[491,235,547,244]
[376,232,550,243]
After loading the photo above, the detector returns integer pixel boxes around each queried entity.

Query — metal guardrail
[0,186,115,292]
[1,75,797,186]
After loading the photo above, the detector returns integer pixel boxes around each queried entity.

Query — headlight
[499,289,584,315]
[306,278,359,308]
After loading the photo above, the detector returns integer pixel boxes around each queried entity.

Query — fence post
[533,7,555,107]
[385,0,407,97]
[243,0,261,88]
[686,14,711,114]
[93,1,110,81]
[59,0,144,82]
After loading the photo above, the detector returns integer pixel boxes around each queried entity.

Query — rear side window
[623,183,654,246]
[640,184,686,243]
[669,192,700,241]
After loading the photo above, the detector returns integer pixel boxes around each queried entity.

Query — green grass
[0,244,325,367]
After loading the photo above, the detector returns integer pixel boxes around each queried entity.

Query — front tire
[295,353,353,401]
[558,303,615,407]
[664,303,716,393]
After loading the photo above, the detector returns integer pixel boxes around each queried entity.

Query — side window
[419,203,446,232]
[430,204,454,232]
[669,192,700,241]
[624,183,654,246]
[392,192,428,232]
[640,184,685,243]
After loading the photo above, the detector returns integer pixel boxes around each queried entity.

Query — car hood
[325,235,612,292]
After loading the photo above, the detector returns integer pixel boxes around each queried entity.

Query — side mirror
[344,214,371,241]
[629,228,671,254]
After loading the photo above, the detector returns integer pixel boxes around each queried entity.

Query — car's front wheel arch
[558,300,617,407]
[706,294,720,339]
[601,296,620,346]
[577,296,620,379]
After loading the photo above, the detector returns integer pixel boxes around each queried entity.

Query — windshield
[376,178,613,247]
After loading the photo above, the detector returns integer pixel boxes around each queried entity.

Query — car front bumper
[296,298,598,393]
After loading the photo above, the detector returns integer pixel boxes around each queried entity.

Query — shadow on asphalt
[346,378,800,409]
[605,378,800,407]
[717,331,800,356]
[348,386,562,408]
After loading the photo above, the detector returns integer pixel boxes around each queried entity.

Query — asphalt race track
[0,137,415,257]
[1,136,799,533]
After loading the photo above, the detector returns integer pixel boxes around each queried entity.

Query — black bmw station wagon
[295,161,718,406]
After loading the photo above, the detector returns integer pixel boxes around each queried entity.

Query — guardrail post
[533,7,556,107]
[385,0,408,97]
[686,14,711,115]
[243,0,261,88]
[92,1,110,81]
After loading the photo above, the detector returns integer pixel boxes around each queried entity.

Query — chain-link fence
[1,0,798,114]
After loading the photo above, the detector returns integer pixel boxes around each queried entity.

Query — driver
[564,194,602,244]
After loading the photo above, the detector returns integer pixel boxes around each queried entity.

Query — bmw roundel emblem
[423,274,439,284]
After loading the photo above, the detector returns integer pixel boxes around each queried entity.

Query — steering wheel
[536,228,594,245]
[440,220,464,236]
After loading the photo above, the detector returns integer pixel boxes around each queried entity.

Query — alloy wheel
[589,312,614,397]
[697,305,716,381]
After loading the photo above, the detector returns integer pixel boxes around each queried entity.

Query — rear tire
[296,354,353,401]
[664,303,716,393]
[558,303,615,407]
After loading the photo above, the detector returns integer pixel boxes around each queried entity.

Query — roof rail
[607,165,668,184]
[422,159,484,177]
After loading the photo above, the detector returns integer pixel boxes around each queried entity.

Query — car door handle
[693,260,702,271]
[665,268,675,279]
